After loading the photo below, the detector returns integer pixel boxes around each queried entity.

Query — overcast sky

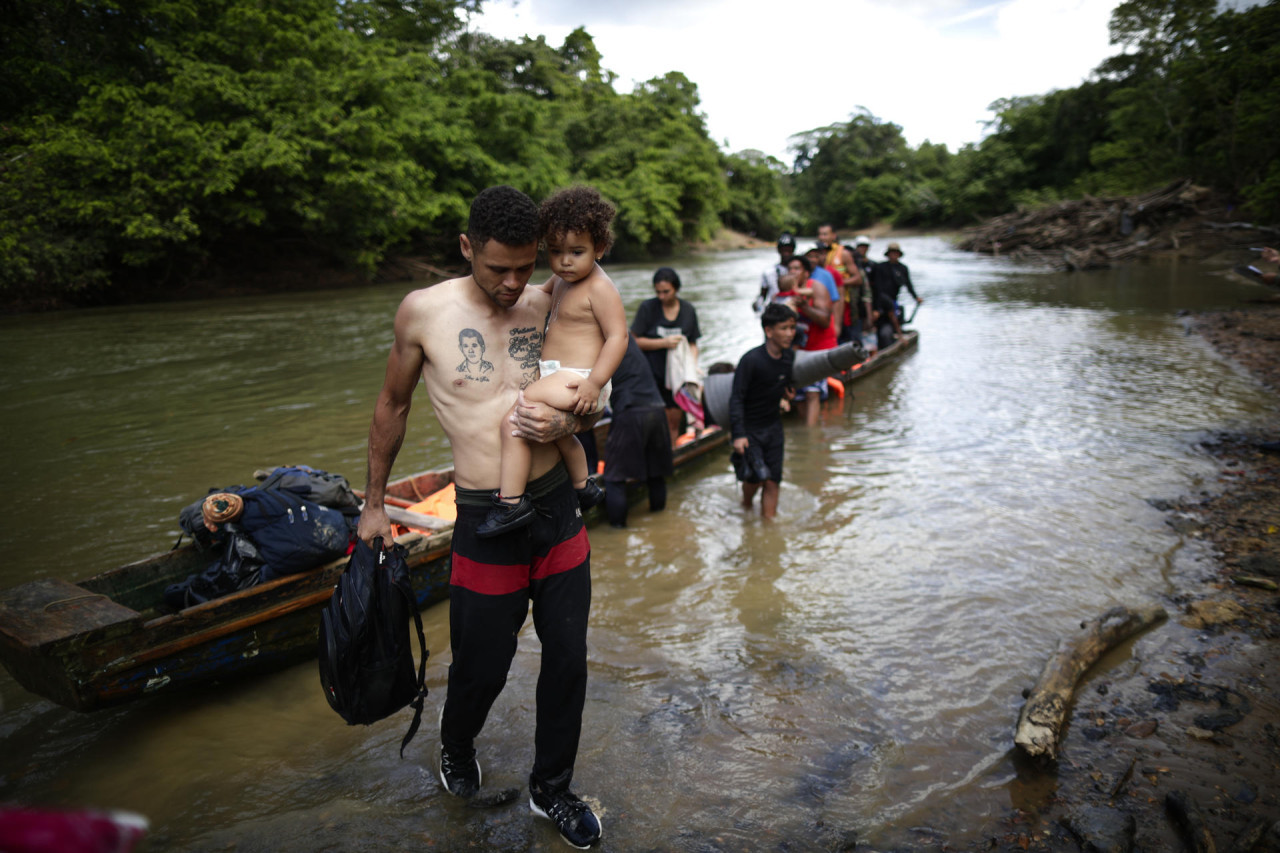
[468,0,1127,164]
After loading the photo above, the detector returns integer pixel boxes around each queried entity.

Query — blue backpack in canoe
[255,465,361,517]
[318,538,428,756]
[166,468,357,610]
[233,486,353,581]
[177,465,360,551]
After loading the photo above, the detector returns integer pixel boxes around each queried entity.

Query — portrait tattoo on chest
[507,325,544,389]
[456,328,494,382]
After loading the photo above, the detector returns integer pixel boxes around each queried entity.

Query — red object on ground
[0,807,149,853]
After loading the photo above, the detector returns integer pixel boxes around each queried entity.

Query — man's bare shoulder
[394,279,470,348]
[403,276,490,321]
[400,277,468,310]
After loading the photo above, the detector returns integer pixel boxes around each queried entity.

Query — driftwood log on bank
[1015,604,1168,759]
[955,180,1261,272]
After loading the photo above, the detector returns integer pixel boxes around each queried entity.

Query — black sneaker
[529,777,602,849]
[476,492,534,538]
[575,479,604,510]
[439,746,481,799]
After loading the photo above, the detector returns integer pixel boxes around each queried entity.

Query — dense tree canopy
[0,1,739,300]
[0,0,1275,304]
[786,0,1279,232]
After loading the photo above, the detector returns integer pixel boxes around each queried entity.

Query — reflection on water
[1,239,1275,849]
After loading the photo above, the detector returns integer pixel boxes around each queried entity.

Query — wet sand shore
[982,303,1280,852]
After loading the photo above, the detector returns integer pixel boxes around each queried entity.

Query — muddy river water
[0,238,1274,850]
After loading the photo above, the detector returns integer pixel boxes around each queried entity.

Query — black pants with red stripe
[442,465,592,790]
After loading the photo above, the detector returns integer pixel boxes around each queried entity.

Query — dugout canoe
[838,329,918,384]
[701,329,919,428]
[0,423,729,712]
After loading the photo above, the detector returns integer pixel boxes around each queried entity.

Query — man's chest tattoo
[508,325,543,387]
[454,327,494,382]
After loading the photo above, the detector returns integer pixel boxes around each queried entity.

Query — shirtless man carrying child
[357,185,604,848]
[478,186,629,538]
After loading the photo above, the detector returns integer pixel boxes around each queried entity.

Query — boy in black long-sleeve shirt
[729,303,797,518]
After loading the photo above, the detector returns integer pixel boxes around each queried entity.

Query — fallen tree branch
[1204,221,1280,237]
[1015,604,1168,759]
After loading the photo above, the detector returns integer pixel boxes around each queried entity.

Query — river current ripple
[0,239,1273,849]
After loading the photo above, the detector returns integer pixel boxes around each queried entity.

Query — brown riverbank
[957,180,1280,272]
[980,303,1280,852]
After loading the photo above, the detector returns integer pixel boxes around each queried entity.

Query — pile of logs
[957,180,1221,271]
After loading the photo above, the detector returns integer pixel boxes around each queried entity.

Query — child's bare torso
[539,266,609,369]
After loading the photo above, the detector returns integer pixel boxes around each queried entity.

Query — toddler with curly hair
[478,186,628,537]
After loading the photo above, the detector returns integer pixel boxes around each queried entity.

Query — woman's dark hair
[761,302,797,328]
[788,255,811,273]
[539,186,615,252]
[467,185,540,249]
[653,267,681,290]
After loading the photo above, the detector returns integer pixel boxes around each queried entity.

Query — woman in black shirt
[631,267,701,443]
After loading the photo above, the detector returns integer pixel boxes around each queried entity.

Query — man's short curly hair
[467,185,540,250]
[539,186,615,253]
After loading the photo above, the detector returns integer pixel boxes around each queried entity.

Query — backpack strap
[397,579,430,759]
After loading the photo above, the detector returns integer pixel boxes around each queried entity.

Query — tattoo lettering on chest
[508,325,543,388]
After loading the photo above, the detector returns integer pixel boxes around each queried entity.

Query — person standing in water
[357,185,605,849]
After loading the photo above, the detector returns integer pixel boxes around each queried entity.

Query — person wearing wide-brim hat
[868,240,922,348]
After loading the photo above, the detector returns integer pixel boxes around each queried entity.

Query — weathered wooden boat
[0,423,729,712]
[837,329,919,385]
[700,329,920,427]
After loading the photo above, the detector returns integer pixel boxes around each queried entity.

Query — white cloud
[468,0,1123,162]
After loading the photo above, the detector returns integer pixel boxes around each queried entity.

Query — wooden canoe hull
[0,524,452,712]
[838,330,919,384]
[0,426,728,711]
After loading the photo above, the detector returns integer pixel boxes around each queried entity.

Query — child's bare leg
[558,434,591,489]
[761,480,780,518]
[496,374,574,501]
[554,422,603,510]
[497,403,533,503]
[477,402,541,538]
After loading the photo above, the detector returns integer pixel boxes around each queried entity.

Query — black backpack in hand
[318,538,428,756]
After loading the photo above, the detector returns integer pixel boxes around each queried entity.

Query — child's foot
[477,493,534,538]
[575,479,604,511]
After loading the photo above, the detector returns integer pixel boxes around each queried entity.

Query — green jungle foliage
[0,0,736,298]
[0,0,1276,302]
[787,0,1279,231]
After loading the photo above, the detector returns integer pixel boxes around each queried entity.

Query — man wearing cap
[847,236,877,345]
[851,236,876,283]
[869,242,922,347]
[755,233,797,315]
[803,244,842,307]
